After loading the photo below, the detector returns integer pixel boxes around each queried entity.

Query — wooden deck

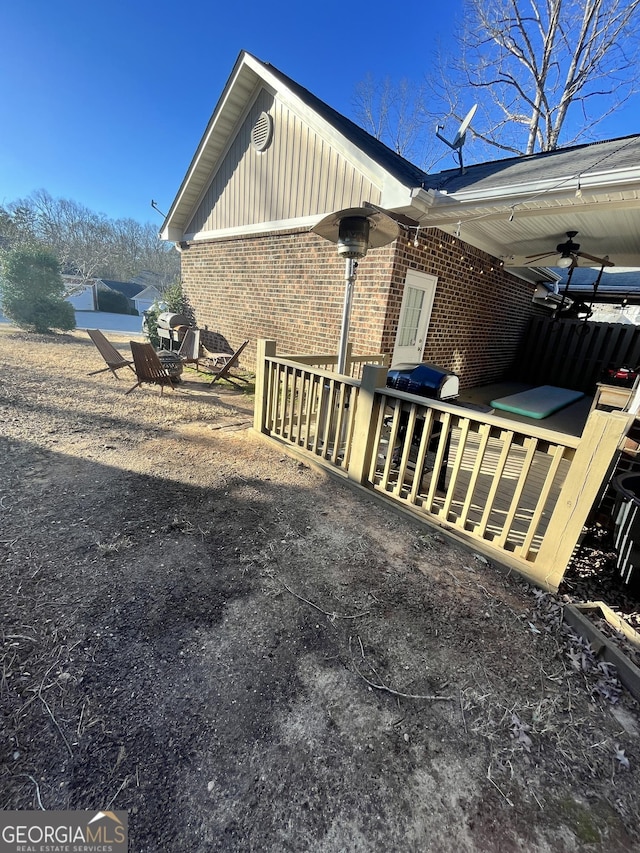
[457,381,594,437]
[255,341,631,589]
[271,377,589,557]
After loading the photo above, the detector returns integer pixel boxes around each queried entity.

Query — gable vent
[251,111,273,152]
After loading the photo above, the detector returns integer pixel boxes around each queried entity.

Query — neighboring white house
[132,285,162,315]
[63,276,162,316]
[95,279,163,314]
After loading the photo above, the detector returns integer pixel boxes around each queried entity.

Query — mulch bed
[560,525,640,670]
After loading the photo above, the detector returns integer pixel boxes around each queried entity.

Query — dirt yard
[2,326,640,852]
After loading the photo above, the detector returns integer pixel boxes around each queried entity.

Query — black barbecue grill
[386,363,460,400]
[385,363,460,489]
[156,312,190,350]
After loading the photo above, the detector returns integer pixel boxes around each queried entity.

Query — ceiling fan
[526,231,614,269]
[550,244,611,327]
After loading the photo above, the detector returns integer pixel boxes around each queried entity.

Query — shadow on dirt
[2,430,640,852]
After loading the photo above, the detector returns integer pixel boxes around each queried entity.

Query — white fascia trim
[164,56,259,233]
[380,183,422,211]
[433,165,640,205]
[162,225,183,241]
[409,187,439,214]
[185,213,326,242]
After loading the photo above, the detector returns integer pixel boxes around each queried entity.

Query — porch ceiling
[409,188,640,270]
[435,198,638,270]
[407,136,640,270]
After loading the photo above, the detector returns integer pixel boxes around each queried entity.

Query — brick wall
[179,225,543,389]
[387,229,545,389]
[179,227,395,364]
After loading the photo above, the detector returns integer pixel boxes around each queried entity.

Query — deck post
[533,409,633,590]
[254,339,277,433]
[348,363,388,485]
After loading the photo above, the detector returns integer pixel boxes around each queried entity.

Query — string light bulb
[575,177,582,198]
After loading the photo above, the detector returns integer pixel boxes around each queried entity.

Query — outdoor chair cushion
[490,385,584,419]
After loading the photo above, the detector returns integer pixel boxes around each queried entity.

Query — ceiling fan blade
[577,250,615,268]
[525,251,555,262]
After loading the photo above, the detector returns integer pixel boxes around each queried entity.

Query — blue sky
[1,0,638,226]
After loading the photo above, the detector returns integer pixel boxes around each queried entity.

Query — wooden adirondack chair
[205,340,250,388]
[177,328,205,371]
[87,329,135,378]
[126,341,177,396]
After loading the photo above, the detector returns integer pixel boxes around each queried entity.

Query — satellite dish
[435,105,477,173]
[452,104,478,148]
[436,104,477,151]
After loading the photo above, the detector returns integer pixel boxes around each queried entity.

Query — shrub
[97,288,132,314]
[142,281,188,348]
[162,280,188,315]
[143,304,162,348]
[0,248,76,333]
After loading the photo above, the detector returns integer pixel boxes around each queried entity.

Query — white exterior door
[391,270,437,366]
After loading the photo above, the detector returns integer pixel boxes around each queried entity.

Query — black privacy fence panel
[514,318,640,394]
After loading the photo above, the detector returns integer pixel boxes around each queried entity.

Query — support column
[253,339,277,433]
[534,409,633,590]
[348,363,388,485]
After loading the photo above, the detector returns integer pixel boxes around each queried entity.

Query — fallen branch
[38,663,73,757]
[38,690,73,757]
[280,580,370,620]
[106,776,130,809]
[352,663,452,702]
[444,567,461,585]
[20,774,45,810]
[530,787,544,810]
[487,765,514,807]
[460,689,468,734]
[3,633,37,643]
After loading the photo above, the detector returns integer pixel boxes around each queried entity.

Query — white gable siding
[63,277,97,311]
[66,286,96,311]
[133,294,160,314]
[185,87,382,238]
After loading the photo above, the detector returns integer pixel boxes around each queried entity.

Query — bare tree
[353,0,640,165]
[454,0,640,154]
[0,191,179,287]
[106,217,180,286]
[353,73,465,171]
[26,190,114,281]
[0,203,38,249]
[353,75,432,164]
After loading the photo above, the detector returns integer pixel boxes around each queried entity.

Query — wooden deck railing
[254,340,633,591]
[280,343,388,379]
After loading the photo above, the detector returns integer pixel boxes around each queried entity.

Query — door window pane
[398,287,424,347]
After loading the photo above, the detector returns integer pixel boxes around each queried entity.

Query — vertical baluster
[496,436,538,548]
